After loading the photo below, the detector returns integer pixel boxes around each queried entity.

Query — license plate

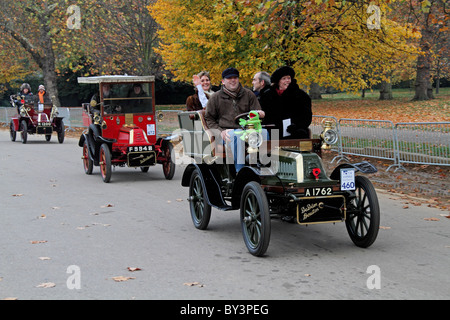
[128,145,153,152]
[38,122,51,126]
[304,187,333,197]
[340,168,355,190]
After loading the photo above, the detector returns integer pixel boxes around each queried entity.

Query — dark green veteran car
[178,110,380,256]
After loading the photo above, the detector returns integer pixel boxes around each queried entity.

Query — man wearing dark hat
[205,67,266,171]
[260,66,312,139]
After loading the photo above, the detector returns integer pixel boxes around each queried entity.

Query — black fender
[156,136,173,149]
[330,161,377,180]
[230,166,262,209]
[78,127,115,165]
[181,163,232,211]
[52,117,65,132]
[78,133,96,164]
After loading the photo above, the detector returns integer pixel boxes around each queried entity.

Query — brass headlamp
[320,119,338,150]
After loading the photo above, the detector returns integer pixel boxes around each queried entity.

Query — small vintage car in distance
[178,110,380,256]
[77,75,175,183]
[9,94,65,144]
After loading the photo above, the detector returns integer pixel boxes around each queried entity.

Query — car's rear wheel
[20,120,27,144]
[240,181,271,257]
[189,169,211,230]
[99,143,112,183]
[10,121,16,142]
[345,175,380,248]
[83,140,93,175]
[162,142,175,180]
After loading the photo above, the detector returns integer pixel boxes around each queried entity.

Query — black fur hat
[270,66,295,85]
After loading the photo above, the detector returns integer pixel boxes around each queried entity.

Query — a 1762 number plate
[304,187,333,197]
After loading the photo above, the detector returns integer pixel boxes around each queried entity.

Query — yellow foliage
[149,0,420,90]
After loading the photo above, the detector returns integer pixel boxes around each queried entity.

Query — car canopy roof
[77,75,155,84]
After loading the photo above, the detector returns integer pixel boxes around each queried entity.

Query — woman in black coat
[260,66,312,139]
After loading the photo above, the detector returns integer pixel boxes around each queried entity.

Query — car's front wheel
[10,121,16,142]
[83,140,93,175]
[57,120,65,144]
[345,175,380,248]
[20,120,27,144]
[99,143,112,183]
[240,181,271,257]
[162,142,175,180]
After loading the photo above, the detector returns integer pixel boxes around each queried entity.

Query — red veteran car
[9,94,65,144]
[77,75,175,183]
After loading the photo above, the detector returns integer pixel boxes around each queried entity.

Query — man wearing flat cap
[205,67,266,171]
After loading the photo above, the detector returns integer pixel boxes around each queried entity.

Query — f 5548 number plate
[128,145,153,152]
[305,187,333,197]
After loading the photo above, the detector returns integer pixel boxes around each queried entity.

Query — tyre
[83,140,93,175]
[45,134,51,142]
[189,169,211,230]
[57,120,65,143]
[20,120,27,144]
[345,175,380,248]
[10,121,16,142]
[162,142,175,180]
[99,143,112,183]
[240,181,271,256]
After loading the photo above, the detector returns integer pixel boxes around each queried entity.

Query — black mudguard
[181,163,233,211]
[330,161,377,180]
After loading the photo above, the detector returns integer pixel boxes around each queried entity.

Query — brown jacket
[205,85,261,131]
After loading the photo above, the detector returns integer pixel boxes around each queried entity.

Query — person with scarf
[34,85,52,109]
[186,71,215,111]
[260,66,312,139]
[205,67,265,171]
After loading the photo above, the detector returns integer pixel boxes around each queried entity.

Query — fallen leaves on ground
[127,267,142,272]
[36,282,56,288]
[183,281,204,287]
[312,95,449,123]
[112,276,135,282]
[30,240,47,244]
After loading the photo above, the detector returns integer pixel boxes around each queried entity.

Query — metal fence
[1,107,448,171]
[394,122,449,168]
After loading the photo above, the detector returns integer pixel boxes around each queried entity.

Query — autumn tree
[149,0,419,93]
[0,0,163,106]
[0,0,72,106]
[84,0,163,76]
[395,0,449,100]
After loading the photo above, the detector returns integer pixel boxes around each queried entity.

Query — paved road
[0,130,449,301]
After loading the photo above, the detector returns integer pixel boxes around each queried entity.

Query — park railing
[1,107,448,171]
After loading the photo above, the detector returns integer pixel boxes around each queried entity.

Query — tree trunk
[379,79,393,100]
[309,82,322,99]
[413,27,433,100]
[39,12,60,107]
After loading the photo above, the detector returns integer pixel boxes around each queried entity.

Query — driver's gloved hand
[286,124,298,134]
[287,124,309,139]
